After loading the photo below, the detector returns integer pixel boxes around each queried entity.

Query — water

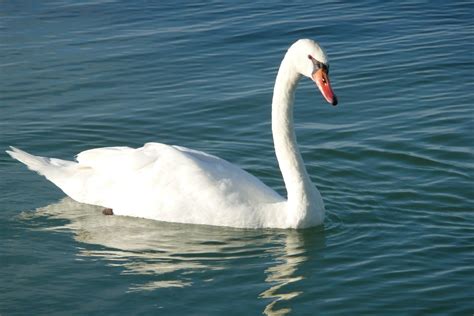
[1,0,473,314]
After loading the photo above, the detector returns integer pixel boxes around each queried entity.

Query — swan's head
[288,39,338,106]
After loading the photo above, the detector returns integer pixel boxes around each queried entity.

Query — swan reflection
[22,198,325,313]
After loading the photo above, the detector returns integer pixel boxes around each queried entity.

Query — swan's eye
[319,63,329,75]
[309,56,329,75]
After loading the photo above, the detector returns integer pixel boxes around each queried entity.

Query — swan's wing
[9,143,283,219]
[80,142,283,210]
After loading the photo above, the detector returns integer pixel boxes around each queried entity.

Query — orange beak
[312,68,338,106]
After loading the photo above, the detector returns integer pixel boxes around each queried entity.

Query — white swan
[7,39,338,229]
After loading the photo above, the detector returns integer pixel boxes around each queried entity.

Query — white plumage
[7,39,338,229]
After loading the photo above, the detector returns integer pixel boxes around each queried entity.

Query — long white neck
[271,53,325,227]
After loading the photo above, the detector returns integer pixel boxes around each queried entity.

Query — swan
[7,39,338,229]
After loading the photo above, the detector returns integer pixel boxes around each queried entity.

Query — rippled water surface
[1,1,473,315]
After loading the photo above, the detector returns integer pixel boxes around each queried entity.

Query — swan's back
[8,143,285,227]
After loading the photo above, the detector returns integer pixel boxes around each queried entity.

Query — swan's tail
[6,147,106,207]
[6,146,76,180]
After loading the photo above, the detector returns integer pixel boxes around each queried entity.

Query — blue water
[1,0,473,315]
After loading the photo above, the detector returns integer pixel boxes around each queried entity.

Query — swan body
[7,39,338,229]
